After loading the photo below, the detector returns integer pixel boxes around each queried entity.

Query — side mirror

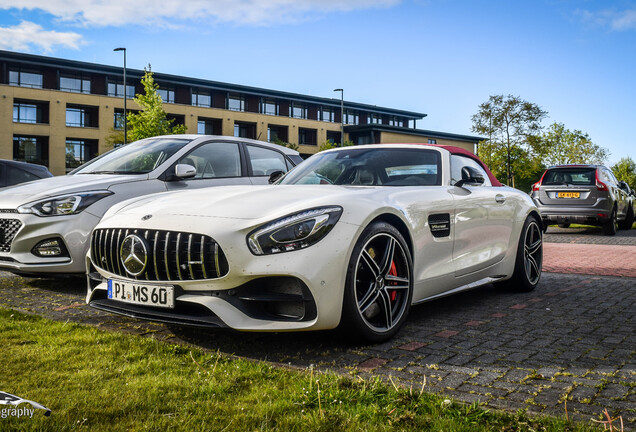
[619,180,629,191]
[268,170,285,184]
[455,166,485,188]
[174,164,196,180]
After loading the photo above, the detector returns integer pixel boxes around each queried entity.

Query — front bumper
[0,212,100,275]
[85,218,360,332]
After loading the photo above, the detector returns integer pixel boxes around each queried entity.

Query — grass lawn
[0,308,600,431]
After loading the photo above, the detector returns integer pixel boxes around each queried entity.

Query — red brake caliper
[389,261,398,302]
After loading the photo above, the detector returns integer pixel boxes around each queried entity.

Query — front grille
[91,228,229,281]
[0,219,22,252]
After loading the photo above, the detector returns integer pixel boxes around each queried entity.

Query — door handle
[495,194,506,204]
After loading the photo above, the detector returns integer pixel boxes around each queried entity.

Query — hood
[107,185,388,222]
[0,174,147,208]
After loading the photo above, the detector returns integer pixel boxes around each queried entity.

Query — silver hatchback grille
[91,228,229,281]
[0,219,22,253]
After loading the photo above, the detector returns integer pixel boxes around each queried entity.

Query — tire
[602,207,618,236]
[501,215,543,292]
[557,223,570,228]
[339,222,413,343]
[618,204,634,230]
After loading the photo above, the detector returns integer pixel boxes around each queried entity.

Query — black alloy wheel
[340,222,413,343]
[501,215,543,292]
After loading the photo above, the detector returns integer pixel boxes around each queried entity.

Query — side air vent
[428,213,451,238]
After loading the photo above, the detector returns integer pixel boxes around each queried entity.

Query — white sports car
[86,144,543,342]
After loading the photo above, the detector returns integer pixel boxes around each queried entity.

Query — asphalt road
[0,226,634,428]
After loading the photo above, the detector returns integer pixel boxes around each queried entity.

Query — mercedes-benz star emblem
[120,234,148,276]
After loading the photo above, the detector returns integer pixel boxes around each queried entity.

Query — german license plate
[107,279,174,309]
[556,192,580,199]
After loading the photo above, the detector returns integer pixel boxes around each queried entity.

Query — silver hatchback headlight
[17,191,113,217]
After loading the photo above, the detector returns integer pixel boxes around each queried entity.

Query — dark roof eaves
[0,50,426,119]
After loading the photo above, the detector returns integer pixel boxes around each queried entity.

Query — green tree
[274,138,299,151]
[318,139,354,152]
[125,66,186,142]
[472,94,547,185]
[531,122,609,166]
[612,157,636,190]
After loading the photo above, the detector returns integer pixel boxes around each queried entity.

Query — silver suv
[531,164,634,235]
[0,135,302,276]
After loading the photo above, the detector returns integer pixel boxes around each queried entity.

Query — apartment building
[1,50,482,175]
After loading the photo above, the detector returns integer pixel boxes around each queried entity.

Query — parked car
[86,144,543,342]
[0,135,302,276]
[0,159,53,188]
[530,164,634,235]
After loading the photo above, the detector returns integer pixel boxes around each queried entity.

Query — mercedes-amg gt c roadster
[86,144,543,342]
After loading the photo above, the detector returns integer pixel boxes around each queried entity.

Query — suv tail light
[595,170,609,191]
[533,170,547,192]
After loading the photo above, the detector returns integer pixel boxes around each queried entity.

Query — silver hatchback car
[0,135,302,276]
[531,164,634,235]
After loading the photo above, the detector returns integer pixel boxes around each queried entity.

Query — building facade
[1,50,482,175]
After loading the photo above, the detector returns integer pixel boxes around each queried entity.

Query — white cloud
[0,0,400,27]
[0,21,83,52]
[576,8,636,31]
[610,9,636,30]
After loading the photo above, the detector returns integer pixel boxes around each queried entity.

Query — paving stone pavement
[0,227,635,429]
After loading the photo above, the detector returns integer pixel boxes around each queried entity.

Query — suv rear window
[543,168,595,186]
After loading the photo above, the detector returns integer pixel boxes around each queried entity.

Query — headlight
[17,191,113,217]
[247,206,343,255]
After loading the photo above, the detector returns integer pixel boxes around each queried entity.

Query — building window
[298,128,317,146]
[107,81,135,98]
[13,135,49,166]
[192,90,212,107]
[291,103,307,119]
[368,113,382,124]
[9,70,43,88]
[114,110,125,130]
[345,110,359,125]
[65,139,97,173]
[228,94,245,112]
[13,101,46,124]
[320,107,335,122]
[157,87,175,104]
[234,122,255,139]
[267,125,288,143]
[60,75,91,94]
[388,116,404,127]
[66,105,98,128]
[261,99,279,116]
[428,139,437,144]
[326,130,341,145]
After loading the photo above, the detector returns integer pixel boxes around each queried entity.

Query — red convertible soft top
[431,144,503,187]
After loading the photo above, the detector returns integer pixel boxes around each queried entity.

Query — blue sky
[1,0,634,165]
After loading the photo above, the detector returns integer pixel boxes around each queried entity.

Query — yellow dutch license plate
[556,192,580,199]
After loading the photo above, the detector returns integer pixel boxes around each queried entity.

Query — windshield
[280,148,441,186]
[71,138,191,175]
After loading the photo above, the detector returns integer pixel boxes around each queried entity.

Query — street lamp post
[333,88,344,146]
[113,47,127,144]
